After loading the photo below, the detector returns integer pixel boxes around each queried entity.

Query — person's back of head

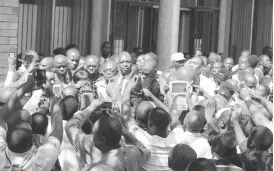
[209,131,237,159]
[248,55,259,68]
[31,112,48,135]
[186,158,217,171]
[247,125,273,151]
[192,104,205,113]
[135,101,154,130]
[53,47,66,56]
[148,107,171,136]
[59,95,79,121]
[262,46,272,59]
[63,85,79,98]
[6,122,33,153]
[184,110,206,133]
[168,144,197,171]
[94,115,122,150]
[66,44,79,51]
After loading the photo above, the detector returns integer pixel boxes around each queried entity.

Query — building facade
[0,0,272,72]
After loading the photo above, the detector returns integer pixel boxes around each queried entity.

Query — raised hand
[143,88,153,98]
[205,99,216,122]
[231,104,241,122]
[239,88,251,101]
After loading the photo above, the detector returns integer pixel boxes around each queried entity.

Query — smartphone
[53,85,62,96]
[169,81,188,95]
[36,69,46,87]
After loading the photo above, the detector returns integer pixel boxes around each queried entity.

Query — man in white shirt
[100,42,112,64]
[181,110,212,158]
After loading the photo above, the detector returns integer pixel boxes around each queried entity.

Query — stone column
[90,0,104,57]
[157,0,181,72]
[217,0,232,56]
[0,0,19,74]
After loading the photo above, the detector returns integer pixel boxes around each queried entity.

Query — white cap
[170,53,186,61]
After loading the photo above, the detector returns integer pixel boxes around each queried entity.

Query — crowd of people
[0,42,272,171]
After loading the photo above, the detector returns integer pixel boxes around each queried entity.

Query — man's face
[78,58,85,68]
[189,58,202,70]
[86,58,99,75]
[54,59,68,75]
[211,63,222,75]
[118,55,132,75]
[102,43,111,57]
[103,63,118,81]
[224,59,234,71]
[262,56,271,68]
[244,77,257,89]
[256,85,267,97]
[136,56,145,71]
[68,55,80,70]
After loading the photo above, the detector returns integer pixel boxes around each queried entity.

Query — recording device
[169,81,188,110]
[53,85,62,97]
[36,69,46,87]
[169,81,188,95]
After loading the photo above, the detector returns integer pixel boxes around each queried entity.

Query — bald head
[189,56,204,71]
[135,101,154,130]
[241,50,250,57]
[40,57,53,69]
[144,53,158,62]
[141,60,158,77]
[118,51,133,75]
[67,48,80,70]
[244,67,254,75]
[213,95,228,110]
[211,62,224,75]
[244,74,257,89]
[227,79,239,92]
[184,110,206,132]
[238,55,249,63]
[85,55,100,75]
[63,86,78,98]
[54,55,68,75]
[208,52,222,65]
[224,57,234,71]
[102,60,119,81]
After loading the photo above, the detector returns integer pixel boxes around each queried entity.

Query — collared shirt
[199,74,217,97]
[0,126,61,171]
[177,130,212,159]
[100,56,110,65]
[129,125,185,171]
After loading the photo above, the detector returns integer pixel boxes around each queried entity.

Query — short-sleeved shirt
[129,125,185,171]
[178,130,212,159]
[92,145,150,171]
[0,126,61,171]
